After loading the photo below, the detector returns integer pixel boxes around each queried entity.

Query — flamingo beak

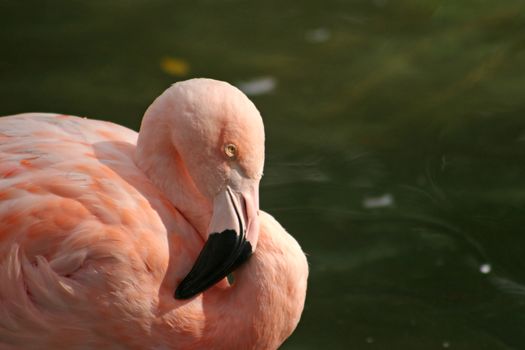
[175,183,260,299]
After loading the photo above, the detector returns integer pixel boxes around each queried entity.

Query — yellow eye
[224,143,237,159]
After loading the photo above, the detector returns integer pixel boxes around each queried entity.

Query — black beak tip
[173,230,253,300]
[174,284,194,300]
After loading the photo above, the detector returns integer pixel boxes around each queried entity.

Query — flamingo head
[148,78,265,299]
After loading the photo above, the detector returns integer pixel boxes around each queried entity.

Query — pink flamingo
[0,79,308,349]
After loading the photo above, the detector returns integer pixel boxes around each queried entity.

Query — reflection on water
[2,0,525,348]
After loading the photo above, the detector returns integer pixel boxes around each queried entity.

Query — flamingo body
[0,79,308,349]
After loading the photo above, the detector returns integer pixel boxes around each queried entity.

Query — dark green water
[2,1,525,349]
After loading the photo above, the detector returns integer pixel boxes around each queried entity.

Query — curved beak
[175,182,260,299]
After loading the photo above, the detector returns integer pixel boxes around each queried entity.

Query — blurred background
[2,1,525,349]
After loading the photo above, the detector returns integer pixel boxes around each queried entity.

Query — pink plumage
[0,79,308,349]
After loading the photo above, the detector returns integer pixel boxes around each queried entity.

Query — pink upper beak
[175,182,260,299]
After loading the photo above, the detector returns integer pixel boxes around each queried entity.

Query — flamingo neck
[154,212,308,349]
[135,110,211,236]
[222,227,307,349]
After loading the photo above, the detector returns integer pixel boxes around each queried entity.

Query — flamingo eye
[224,143,237,159]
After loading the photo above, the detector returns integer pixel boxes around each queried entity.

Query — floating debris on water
[363,193,394,209]
[305,28,331,43]
[237,76,276,96]
[160,57,190,77]
[365,336,375,344]
[480,263,491,274]
[442,340,451,348]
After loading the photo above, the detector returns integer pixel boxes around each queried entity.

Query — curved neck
[217,222,308,349]
[154,212,308,349]
[134,110,211,235]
